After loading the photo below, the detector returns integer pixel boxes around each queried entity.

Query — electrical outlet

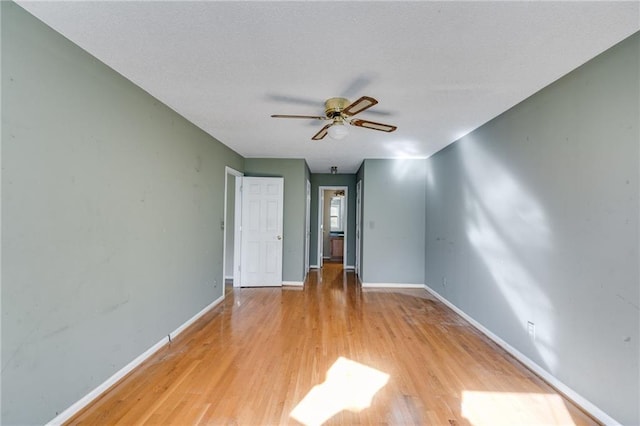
[527,321,536,339]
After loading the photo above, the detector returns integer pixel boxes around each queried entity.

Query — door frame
[304,179,311,279]
[222,166,243,294]
[317,185,348,269]
[356,179,362,277]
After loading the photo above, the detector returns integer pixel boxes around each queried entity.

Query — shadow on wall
[427,121,638,424]
[425,137,559,375]
[459,139,557,371]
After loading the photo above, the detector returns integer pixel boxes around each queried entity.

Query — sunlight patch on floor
[461,390,575,426]
[290,357,390,426]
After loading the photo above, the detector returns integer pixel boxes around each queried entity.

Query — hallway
[68,263,597,425]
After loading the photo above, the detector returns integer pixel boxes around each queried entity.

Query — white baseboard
[283,281,304,287]
[46,295,225,425]
[344,265,355,270]
[169,295,224,341]
[362,282,425,289]
[423,284,620,426]
[310,265,319,269]
[224,275,233,280]
[45,336,168,425]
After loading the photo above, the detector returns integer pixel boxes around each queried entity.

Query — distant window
[330,196,344,232]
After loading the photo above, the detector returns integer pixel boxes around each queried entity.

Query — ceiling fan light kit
[271,95,397,140]
[327,119,349,140]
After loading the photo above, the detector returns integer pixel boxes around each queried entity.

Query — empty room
[2,1,638,425]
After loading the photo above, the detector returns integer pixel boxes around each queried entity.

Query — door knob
[277,235,282,240]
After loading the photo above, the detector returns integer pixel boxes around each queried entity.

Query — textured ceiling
[17,1,639,173]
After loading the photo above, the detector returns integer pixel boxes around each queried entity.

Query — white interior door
[240,177,284,287]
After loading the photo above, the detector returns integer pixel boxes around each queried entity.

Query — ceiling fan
[271,96,397,140]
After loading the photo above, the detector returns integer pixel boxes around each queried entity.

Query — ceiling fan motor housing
[325,97,350,118]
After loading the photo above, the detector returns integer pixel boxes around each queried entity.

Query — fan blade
[342,96,378,116]
[312,123,332,140]
[271,114,328,120]
[350,119,397,133]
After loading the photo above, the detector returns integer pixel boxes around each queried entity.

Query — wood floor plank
[66,263,599,425]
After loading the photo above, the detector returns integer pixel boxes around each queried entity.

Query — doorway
[305,179,311,279]
[317,186,348,269]
[356,180,362,278]
[223,166,243,295]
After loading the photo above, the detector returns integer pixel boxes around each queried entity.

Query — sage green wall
[309,174,357,267]
[360,159,427,285]
[244,158,307,283]
[424,32,639,424]
[1,3,244,424]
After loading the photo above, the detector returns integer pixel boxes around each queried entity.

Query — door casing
[305,179,311,278]
[317,185,349,269]
[356,180,362,277]
[222,166,243,293]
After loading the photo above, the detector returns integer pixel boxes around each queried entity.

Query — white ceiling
[17,1,639,173]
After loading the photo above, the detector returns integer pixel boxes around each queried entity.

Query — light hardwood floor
[68,262,598,425]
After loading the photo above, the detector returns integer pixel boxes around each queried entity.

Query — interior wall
[360,159,427,285]
[1,3,245,424]
[309,174,357,267]
[424,32,639,424]
[244,158,307,283]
